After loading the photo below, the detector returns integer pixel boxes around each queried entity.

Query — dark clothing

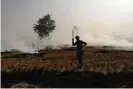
[72,39,87,68]
[73,40,86,50]
[76,50,83,66]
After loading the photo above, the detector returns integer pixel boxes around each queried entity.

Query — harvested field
[1,47,133,88]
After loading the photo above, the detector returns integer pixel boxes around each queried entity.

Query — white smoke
[1,24,133,53]
[1,0,133,53]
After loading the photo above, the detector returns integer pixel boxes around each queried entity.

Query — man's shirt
[73,40,87,52]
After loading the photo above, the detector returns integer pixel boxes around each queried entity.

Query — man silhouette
[72,35,87,68]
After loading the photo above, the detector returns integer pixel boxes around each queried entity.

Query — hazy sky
[2,0,133,52]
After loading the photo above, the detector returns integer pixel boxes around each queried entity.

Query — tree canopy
[33,14,56,40]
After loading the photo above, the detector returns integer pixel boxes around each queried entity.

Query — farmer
[72,35,87,68]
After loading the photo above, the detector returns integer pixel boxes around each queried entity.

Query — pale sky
[2,0,133,52]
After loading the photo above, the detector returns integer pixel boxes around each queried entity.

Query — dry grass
[10,82,40,88]
[1,47,133,88]
[2,49,133,73]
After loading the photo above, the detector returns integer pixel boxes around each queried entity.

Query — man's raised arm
[72,39,76,46]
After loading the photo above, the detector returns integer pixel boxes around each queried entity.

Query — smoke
[1,22,133,53]
[1,0,133,53]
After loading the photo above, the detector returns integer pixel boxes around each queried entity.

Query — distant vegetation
[33,14,56,40]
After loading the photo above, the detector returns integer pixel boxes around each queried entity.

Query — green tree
[33,14,56,39]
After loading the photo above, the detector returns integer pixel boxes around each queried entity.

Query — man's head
[75,35,80,40]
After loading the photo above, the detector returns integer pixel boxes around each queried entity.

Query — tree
[33,14,56,40]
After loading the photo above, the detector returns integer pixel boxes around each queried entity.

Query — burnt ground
[2,71,133,88]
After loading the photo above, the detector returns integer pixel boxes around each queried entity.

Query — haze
[1,0,133,53]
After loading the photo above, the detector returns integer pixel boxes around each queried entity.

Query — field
[1,46,133,88]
